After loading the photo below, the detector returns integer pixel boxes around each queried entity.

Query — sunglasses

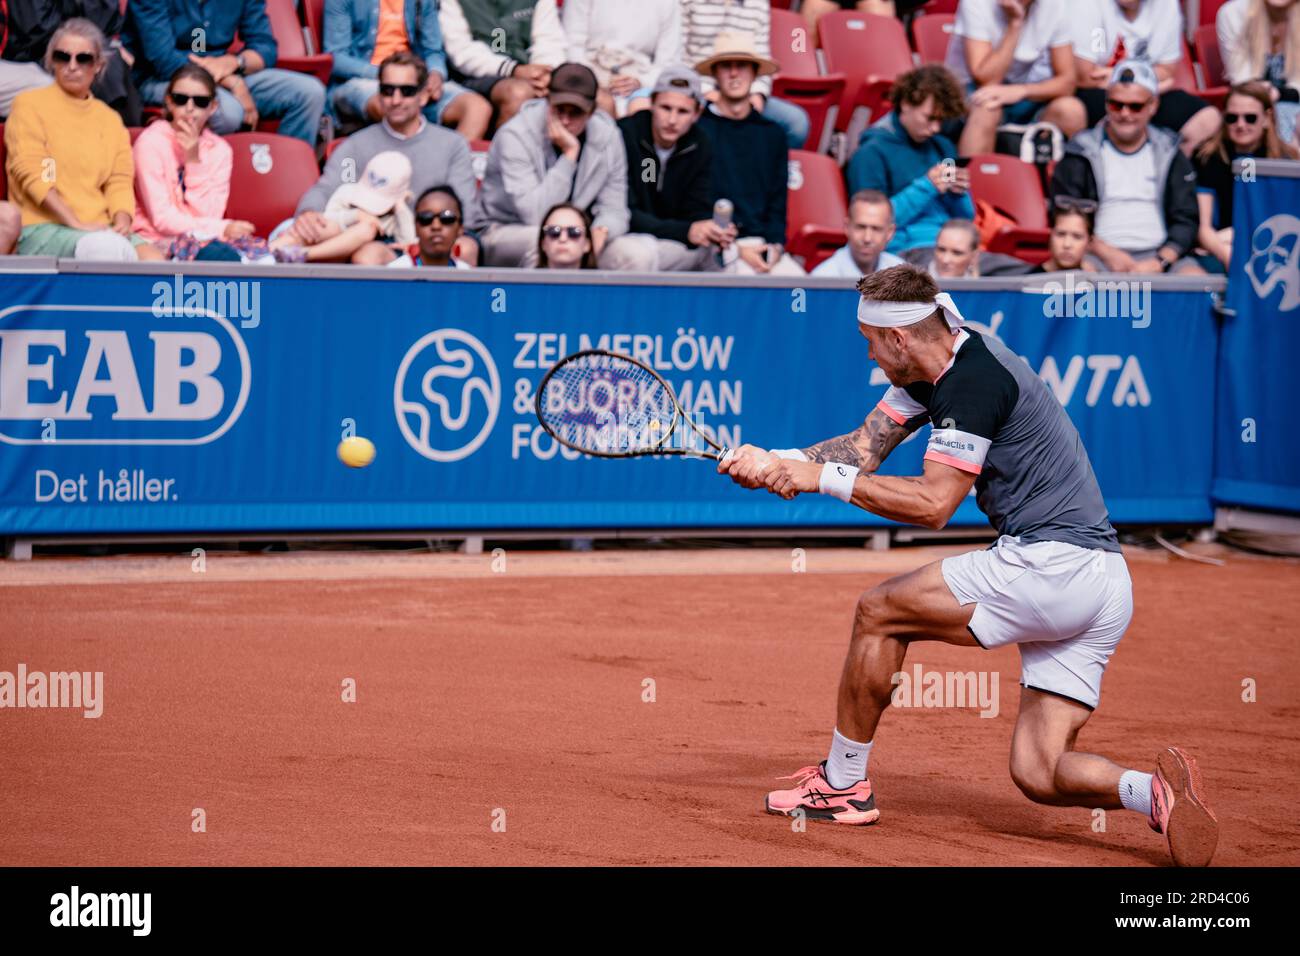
[1105,98,1149,115]
[543,225,585,241]
[1224,112,1261,125]
[1053,196,1098,214]
[168,92,213,108]
[51,49,96,66]
[416,210,460,227]
[379,83,421,98]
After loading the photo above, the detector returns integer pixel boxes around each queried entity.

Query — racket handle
[718,447,733,465]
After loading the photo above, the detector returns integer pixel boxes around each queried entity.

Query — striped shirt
[681,0,774,98]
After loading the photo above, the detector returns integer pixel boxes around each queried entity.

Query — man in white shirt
[1049,60,1203,273]
[811,191,905,278]
[1071,0,1219,153]
[945,0,1086,155]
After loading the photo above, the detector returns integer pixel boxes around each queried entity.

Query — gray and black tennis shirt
[877,328,1121,553]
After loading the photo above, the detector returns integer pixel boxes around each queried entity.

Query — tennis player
[719,265,1218,866]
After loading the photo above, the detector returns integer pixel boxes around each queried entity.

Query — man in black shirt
[611,65,734,272]
[694,32,804,276]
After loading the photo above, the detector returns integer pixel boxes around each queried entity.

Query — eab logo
[0,305,250,445]
[394,329,499,462]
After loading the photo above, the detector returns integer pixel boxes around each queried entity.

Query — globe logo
[1246,214,1300,312]
[393,329,500,462]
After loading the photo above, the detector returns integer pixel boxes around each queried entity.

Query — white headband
[857,292,966,330]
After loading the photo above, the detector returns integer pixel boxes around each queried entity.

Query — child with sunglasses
[1192,82,1300,270]
[388,186,472,269]
[132,64,265,260]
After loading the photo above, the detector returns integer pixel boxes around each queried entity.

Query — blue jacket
[846,113,974,254]
[124,0,277,84]
[324,0,447,82]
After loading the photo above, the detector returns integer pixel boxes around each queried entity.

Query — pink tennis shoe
[1148,746,1219,867]
[765,762,880,825]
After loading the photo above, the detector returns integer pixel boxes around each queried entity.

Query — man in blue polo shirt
[124,0,326,145]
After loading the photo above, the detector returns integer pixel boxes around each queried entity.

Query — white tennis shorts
[941,535,1133,710]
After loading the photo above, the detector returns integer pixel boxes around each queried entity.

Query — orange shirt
[371,0,410,65]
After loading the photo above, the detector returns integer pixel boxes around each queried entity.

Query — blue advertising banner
[1219,162,1300,514]
[0,268,1217,535]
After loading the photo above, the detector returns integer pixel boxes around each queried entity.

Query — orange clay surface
[0,544,1296,866]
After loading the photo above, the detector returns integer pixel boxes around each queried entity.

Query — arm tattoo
[802,407,913,472]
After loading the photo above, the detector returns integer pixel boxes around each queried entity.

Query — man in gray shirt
[289,51,479,265]
[719,264,1219,868]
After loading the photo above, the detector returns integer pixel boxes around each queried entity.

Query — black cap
[548,62,598,113]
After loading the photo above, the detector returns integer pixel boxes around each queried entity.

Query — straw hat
[694,31,779,77]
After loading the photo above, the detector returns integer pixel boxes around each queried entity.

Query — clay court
[1,543,1297,867]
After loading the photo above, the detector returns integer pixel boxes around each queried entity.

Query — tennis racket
[534,349,732,461]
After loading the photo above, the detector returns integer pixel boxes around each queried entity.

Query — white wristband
[768,448,809,461]
[818,462,859,502]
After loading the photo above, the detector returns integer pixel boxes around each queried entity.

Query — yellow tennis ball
[337,436,376,468]
[649,419,661,431]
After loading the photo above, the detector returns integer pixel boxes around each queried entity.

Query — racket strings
[538,354,677,455]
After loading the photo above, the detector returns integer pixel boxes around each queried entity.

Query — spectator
[5,20,163,260]
[0,0,139,124]
[1072,0,1219,154]
[290,52,479,266]
[562,0,682,117]
[389,185,472,268]
[613,65,728,272]
[847,66,974,255]
[324,0,491,140]
[273,150,416,261]
[1217,0,1300,147]
[132,64,263,260]
[1030,200,1097,272]
[536,202,598,268]
[800,2,930,48]
[124,0,327,146]
[696,33,804,276]
[438,0,566,129]
[1050,59,1203,273]
[475,63,649,269]
[676,0,810,149]
[0,201,20,253]
[811,190,906,278]
[1193,82,1300,269]
[914,218,982,277]
[945,0,1086,155]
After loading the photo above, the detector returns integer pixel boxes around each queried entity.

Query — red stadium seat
[303,0,326,55]
[1183,31,1228,109]
[912,13,955,65]
[263,0,332,85]
[127,126,146,144]
[1197,0,1228,28]
[324,135,349,161]
[966,153,1050,264]
[1194,24,1226,86]
[223,132,321,236]
[786,149,847,270]
[769,8,846,151]
[921,0,960,13]
[819,12,914,133]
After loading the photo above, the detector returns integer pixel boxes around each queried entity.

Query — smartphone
[955,157,972,168]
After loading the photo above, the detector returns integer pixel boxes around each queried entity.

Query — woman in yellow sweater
[4,18,163,260]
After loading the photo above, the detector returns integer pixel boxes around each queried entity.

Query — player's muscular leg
[1009,687,1126,808]
[837,560,979,742]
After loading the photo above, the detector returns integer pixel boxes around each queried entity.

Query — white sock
[1118,770,1153,817]
[825,728,872,790]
